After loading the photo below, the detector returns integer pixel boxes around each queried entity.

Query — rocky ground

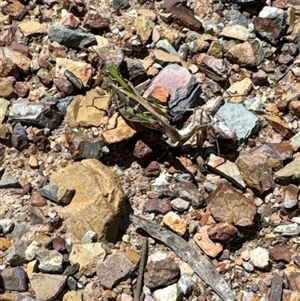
[1,0,300,300]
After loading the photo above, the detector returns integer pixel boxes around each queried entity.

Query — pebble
[153,283,182,301]
[242,261,255,273]
[162,211,187,236]
[250,247,269,269]
[1,267,28,291]
[273,223,300,236]
[171,198,190,212]
[36,249,64,273]
[0,218,15,234]
[177,274,193,295]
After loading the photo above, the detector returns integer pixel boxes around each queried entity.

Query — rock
[0,56,17,77]
[207,154,246,189]
[83,11,109,30]
[60,12,81,29]
[273,223,300,236]
[283,184,299,209]
[144,257,180,289]
[1,267,28,291]
[290,131,300,151]
[162,211,187,236]
[153,283,182,301]
[50,159,125,241]
[69,243,106,277]
[112,0,129,10]
[265,115,295,139]
[0,47,31,73]
[2,0,25,17]
[135,16,155,43]
[226,41,263,67]
[207,222,238,244]
[177,274,192,295]
[0,218,15,234]
[194,225,223,258]
[0,77,14,98]
[207,183,257,227]
[174,181,205,208]
[39,184,75,206]
[226,78,253,103]
[48,23,97,48]
[0,177,22,189]
[96,252,137,289]
[218,102,259,142]
[11,122,29,151]
[156,39,178,55]
[81,231,97,244]
[243,261,254,272]
[236,151,274,195]
[53,78,74,95]
[65,129,105,160]
[18,21,47,36]
[6,240,28,266]
[14,81,29,97]
[153,49,181,65]
[143,64,202,123]
[55,58,93,88]
[252,70,268,85]
[36,249,64,273]
[220,25,250,41]
[274,157,300,184]
[250,247,269,269]
[143,161,161,177]
[171,198,190,212]
[30,273,67,301]
[269,245,291,263]
[146,198,172,214]
[28,155,39,169]
[244,97,265,112]
[269,273,283,301]
[0,237,12,251]
[168,5,202,31]
[62,291,82,301]
[290,101,300,118]
[193,54,227,81]
[8,99,63,130]
[102,113,137,144]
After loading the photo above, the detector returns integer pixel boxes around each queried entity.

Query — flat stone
[156,39,178,55]
[0,177,22,189]
[194,225,223,258]
[218,102,260,142]
[168,5,202,31]
[171,198,190,212]
[144,257,180,289]
[269,273,283,301]
[96,252,136,289]
[269,245,291,263]
[8,99,63,130]
[265,115,295,139]
[207,182,257,227]
[207,154,246,189]
[18,21,47,36]
[146,198,172,214]
[220,25,250,41]
[250,247,269,269]
[102,113,137,144]
[36,249,64,273]
[236,151,274,195]
[1,267,28,291]
[135,15,155,43]
[69,243,106,277]
[48,23,97,48]
[273,223,300,236]
[30,273,67,301]
[50,159,125,241]
[0,47,31,73]
[83,11,109,30]
[153,283,182,301]
[274,157,300,185]
[162,211,187,236]
[153,49,181,65]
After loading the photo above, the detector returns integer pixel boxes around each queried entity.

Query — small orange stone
[0,238,11,251]
[149,85,170,103]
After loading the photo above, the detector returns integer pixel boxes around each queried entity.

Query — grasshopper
[106,65,235,151]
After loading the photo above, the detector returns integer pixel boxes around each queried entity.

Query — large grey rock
[48,23,97,48]
[8,99,63,130]
[217,103,259,142]
[259,6,287,27]
[143,64,202,124]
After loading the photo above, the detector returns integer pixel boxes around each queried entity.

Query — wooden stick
[134,237,148,301]
[130,214,236,301]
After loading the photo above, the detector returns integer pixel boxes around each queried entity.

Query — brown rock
[66,88,110,127]
[144,257,180,289]
[2,0,25,18]
[143,161,161,177]
[30,192,47,207]
[0,77,14,98]
[146,198,171,214]
[207,222,238,244]
[290,100,300,118]
[135,15,155,43]
[220,25,250,41]
[265,115,295,139]
[0,56,17,77]
[236,151,274,195]
[14,81,29,97]
[0,238,11,251]
[269,245,291,263]
[18,21,47,37]
[163,211,187,236]
[269,273,283,301]
[226,78,253,103]
[53,78,74,95]
[168,5,202,31]
[253,17,283,44]
[148,85,170,103]
[83,12,109,30]
[226,42,257,67]
[207,183,257,227]
[50,159,125,241]
[0,47,31,73]
[153,49,181,65]
[252,70,268,86]
[61,13,81,29]
[194,225,223,258]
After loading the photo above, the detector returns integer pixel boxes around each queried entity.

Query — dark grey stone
[6,241,28,266]
[1,267,28,291]
[40,184,59,203]
[0,178,22,189]
[48,23,97,48]
[11,122,29,151]
[57,96,74,116]
[112,0,129,10]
